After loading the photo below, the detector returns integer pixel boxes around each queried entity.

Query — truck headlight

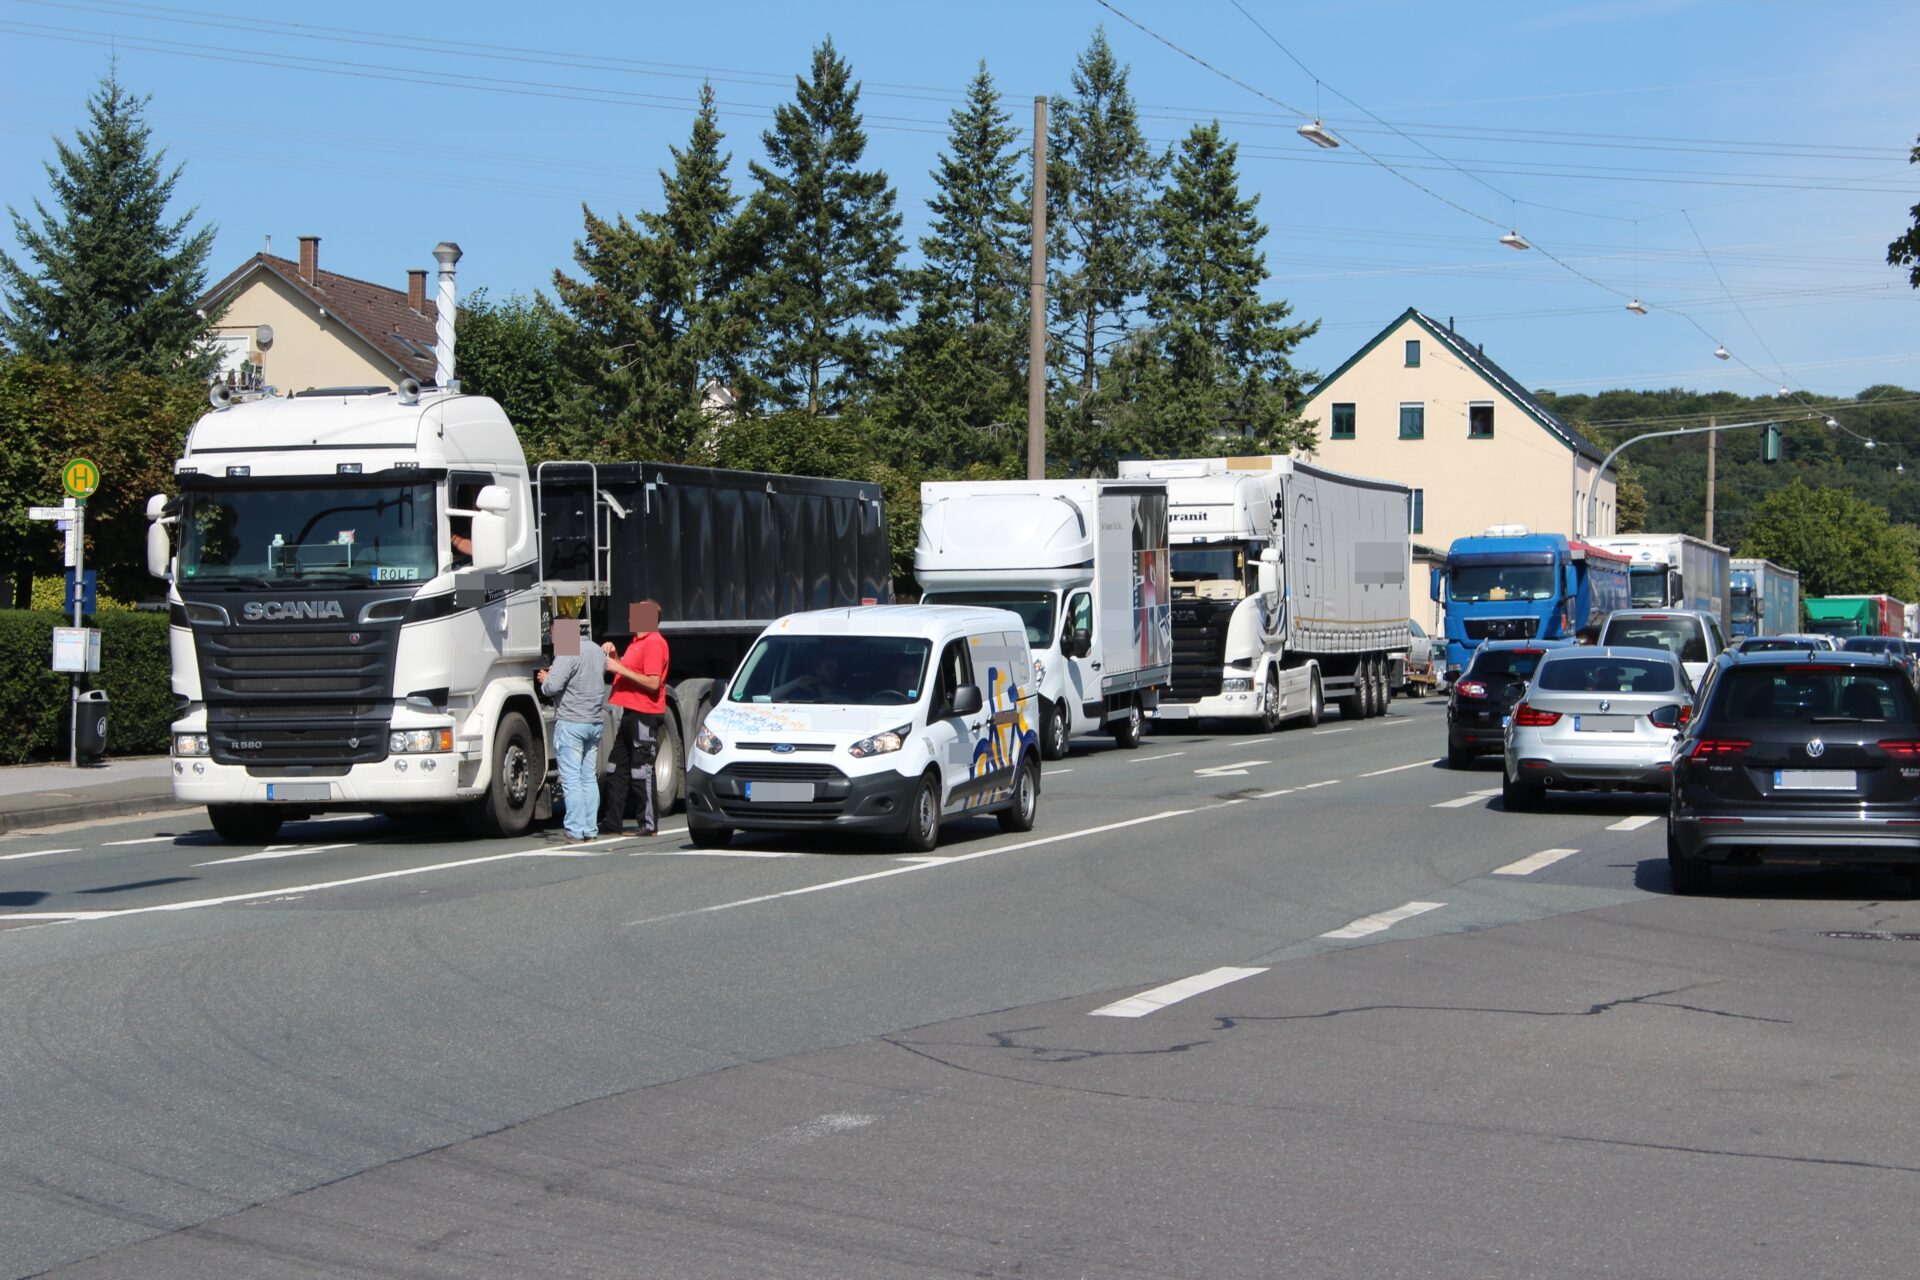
[693,727,724,756]
[1221,676,1253,692]
[172,733,209,757]
[388,729,453,754]
[849,724,913,758]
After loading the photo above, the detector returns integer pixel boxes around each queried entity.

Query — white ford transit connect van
[685,605,1041,850]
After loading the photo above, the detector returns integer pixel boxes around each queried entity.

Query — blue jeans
[554,718,605,838]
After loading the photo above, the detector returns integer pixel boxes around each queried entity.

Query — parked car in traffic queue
[686,605,1041,852]
[1501,646,1694,810]
[1445,639,1575,767]
[1668,648,1920,895]
[1597,607,1728,688]
[1733,633,1839,655]
[1842,635,1920,686]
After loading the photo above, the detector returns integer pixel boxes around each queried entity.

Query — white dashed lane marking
[1321,900,1444,939]
[1361,759,1438,777]
[1433,788,1500,809]
[1492,847,1581,876]
[1090,966,1269,1018]
[0,847,77,862]
[1608,814,1661,832]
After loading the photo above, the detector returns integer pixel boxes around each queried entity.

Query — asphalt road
[4,698,1918,1278]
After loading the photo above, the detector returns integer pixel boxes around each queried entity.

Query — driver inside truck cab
[448,480,480,566]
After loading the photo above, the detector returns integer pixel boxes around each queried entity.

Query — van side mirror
[1063,630,1091,659]
[950,684,983,717]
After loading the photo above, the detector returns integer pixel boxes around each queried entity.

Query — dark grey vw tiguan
[1669,650,1920,895]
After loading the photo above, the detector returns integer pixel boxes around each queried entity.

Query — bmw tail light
[1455,679,1489,700]
[1686,738,1751,759]
[1648,704,1691,729]
[1877,739,1920,759]
[1512,702,1561,727]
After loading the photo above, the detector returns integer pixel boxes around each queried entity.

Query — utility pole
[1027,96,1048,481]
[1704,414,1717,543]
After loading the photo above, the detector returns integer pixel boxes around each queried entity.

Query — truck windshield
[729,635,933,706]
[1730,584,1754,618]
[1449,565,1554,603]
[1170,546,1246,598]
[1628,567,1668,607]
[921,591,1055,648]
[178,483,437,587]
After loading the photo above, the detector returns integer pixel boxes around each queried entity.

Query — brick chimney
[298,235,319,284]
[407,268,427,314]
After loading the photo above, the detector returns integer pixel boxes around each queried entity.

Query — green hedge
[0,610,174,763]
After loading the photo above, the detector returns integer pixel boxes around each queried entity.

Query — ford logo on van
[241,600,345,622]
[771,743,796,754]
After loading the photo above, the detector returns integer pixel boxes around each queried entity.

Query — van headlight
[388,728,453,754]
[849,724,913,758]
[173,733,210,757]
[694,726,724,756]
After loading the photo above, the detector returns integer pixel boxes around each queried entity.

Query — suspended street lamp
[1714,344,1730,360]
[1297,119,1341,149]
[1500,229,1531,250]
[1625,298,1647,315]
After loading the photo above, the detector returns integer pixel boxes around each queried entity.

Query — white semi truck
[1589,533,1731,632]
[915,479,1172,757]
[148,384,891,844]
[1112,456,1411,728]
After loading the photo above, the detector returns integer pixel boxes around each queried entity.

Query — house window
[1399,403,1425,439]
[1469,402,1494,438]
[1405,339,1421,367]
[1412,488,1424,535]
[1331,403,1355,439]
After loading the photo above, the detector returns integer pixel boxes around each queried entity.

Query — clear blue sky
[2,0,1916,403]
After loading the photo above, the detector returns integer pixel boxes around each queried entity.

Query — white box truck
[1112,456,1411,728]
[1589,533,1731,632]
[916,480,1171,756]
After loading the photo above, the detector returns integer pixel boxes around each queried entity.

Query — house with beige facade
[1302,308,1617,565]
[197,236,441,393]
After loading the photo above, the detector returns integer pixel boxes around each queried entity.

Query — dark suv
[1841,635,1920,686]
[1446,639,1574,768]
[1668,649,1920,895]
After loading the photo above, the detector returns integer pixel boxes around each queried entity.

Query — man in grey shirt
[538,619,608,841]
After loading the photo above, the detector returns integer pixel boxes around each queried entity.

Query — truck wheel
[1336,670,1364,720]
[1256,677,1282,733]
[1041,700,1071,760]
[997,756,1040,833]
[1110,700,1144,749]
[1303,671,1323,727]
[903,770,943,852]
[465,710,540,838]
[653,713,684,815]
[1369,657,1388,717]
[207,804,283,844]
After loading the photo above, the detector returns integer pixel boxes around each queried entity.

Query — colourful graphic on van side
[967,665,1037,809]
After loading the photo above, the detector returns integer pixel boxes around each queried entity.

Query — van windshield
[729,636,933,706]
[921,591,1055,648]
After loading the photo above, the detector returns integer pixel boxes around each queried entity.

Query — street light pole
[1586,414,1823,539]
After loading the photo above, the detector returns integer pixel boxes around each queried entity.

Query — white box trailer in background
[1113,456,1411,728]
[916,480,1172,756]
[1590,533,1731,632]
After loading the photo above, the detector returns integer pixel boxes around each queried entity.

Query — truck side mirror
[1429,566,1443,603]
[469,484,512,572]
[1257,548,1279,598]
[146,521,172,579]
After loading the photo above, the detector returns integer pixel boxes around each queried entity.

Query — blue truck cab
[1430,526,1631,680]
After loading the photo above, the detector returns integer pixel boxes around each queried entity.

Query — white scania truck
[148,384,891,844]
[1112,455,1412,728]
[915,479,1172,757]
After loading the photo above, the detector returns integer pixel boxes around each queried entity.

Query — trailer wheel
[207,804,283,845]
[653,712,684,815]
[1368,657,1387,717]
[465,709,540,837]
[1110,699,1144,749]
[1041,699,1071,760]
[1336,668,1365,720]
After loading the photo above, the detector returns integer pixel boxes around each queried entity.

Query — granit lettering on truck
[240,600,347,622]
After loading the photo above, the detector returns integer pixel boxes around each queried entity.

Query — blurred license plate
[1574,715,1633,733]
[1775,770,1855,791]
[1155,705,1191,720]
[745,781,813,802]
[264,782,330,802]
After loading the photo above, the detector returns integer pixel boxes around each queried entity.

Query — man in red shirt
[598,599,670,836]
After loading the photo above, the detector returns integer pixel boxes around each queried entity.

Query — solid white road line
[1049,768,1075,775]
[102,835,178,847]
[1492,847,1581,876]
[196,842,358,867]
[1320,900,1445,940]
[1130,752,1187,764]
[1361,759,1439,778]
[636,848,802,859]
[1433,788,1500,809]
[1194,760,1269,778]
[627,808,1197,927]
[1313,727,1353,736]
[1608,814,1661,832]
[1090,966,1269,1018]
[0,847,78,861]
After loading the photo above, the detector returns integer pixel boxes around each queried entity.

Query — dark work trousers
[599,708,660,833]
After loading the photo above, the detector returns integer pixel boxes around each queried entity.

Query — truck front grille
[189,615,399,767]
[1169,600,1233,699]
[1463,617,1538,642]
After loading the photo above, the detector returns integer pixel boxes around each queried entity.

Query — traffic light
[1763,423,1781,463]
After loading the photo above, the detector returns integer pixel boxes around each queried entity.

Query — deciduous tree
[1740,480,1920,600]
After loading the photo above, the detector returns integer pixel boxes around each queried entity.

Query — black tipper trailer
[535,461,893,811]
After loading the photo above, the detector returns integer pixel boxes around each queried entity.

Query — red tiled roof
[200,253,443,383]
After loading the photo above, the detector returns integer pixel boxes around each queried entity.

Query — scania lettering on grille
[241,600,345,622]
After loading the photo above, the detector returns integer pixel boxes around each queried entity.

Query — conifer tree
[1047,28,1161,471]
[1124,121,1317,456]
[0,69,217,378]
[737,38,905,417]
[879,62,1028,469]
[546,83,743,459]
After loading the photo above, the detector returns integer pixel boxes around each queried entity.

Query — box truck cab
[916,480,1171,758]
[1433,528,1631,679]
[685,606,1040,851]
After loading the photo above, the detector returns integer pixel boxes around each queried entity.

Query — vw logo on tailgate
[1806,739,1826,758]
